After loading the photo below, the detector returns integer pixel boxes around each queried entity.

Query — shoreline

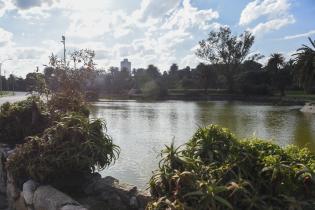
[97,94,308,106]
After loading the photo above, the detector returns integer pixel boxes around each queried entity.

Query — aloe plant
[147,125,315,210]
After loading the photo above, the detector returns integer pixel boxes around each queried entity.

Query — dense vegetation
[0,97,49,145]
[2,27,314,99]
[42,30,313,97]
[0,49,120,190]
[147,125,315,210]
[6,114,119,187]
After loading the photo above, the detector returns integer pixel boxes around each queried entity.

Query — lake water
[90,100,315,189]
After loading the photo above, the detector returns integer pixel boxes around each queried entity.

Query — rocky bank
[0,145,151,210]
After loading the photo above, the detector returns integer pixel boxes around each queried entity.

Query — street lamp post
[0,59,12,93]
[61,35,66,65]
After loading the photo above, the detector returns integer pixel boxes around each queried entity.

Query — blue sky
[0,0,314,77]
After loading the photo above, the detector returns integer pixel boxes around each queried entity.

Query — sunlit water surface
[90,100,315,189]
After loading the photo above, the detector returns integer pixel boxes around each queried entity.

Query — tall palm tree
[267,53,285,71]
[294,37,315,93]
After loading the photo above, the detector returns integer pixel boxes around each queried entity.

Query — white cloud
[133,0,181,20]
[162,0,219,31]
[240,0,295,36]
[63,0,221,71]
[0,0,57,19]
[68,10,136,39]
[251,15,295,36]
[0,0,15,17]
[0,0,8,17]
[0,0,223,76]
[239,0,291,26]
[14,47,46,59]
[0,28,13,47]
[283,29,315,40]
[12,0,56,10]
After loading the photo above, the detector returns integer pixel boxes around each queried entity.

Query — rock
[59,204,88,210]
[136,191,151,209]
[84,176,119,195]
[102,176,119,185]
[76,196,108,210]
[84,175,116,195]
[129,196,138,209]
[33,185,80,210]
[22,180,39,205]
[82,175,151,209]
[118,183,137,195]
[100,192,127,210]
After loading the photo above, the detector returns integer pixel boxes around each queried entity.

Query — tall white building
[120,58,131,72]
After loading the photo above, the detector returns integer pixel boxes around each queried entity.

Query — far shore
[98,92,310,106]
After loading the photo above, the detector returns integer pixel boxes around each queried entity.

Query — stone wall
[0,145,151,210]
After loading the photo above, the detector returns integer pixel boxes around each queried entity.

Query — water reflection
[90,100,315,189]
[293,112,315,151]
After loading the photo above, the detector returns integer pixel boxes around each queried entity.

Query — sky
[0,0,314,77]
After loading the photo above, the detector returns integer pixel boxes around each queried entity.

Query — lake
[90,100,315,189]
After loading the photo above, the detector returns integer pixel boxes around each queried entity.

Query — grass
[285,90,315,101]
[0,91,12,97]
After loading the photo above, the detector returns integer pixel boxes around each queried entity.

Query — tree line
[5,27,315,98]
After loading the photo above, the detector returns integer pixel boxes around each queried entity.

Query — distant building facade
[120,58,131,72]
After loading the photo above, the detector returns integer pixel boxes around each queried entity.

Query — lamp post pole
[61,35,66,66]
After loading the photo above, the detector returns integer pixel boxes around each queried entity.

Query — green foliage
[48,92,90,117]
[237,71,272,95]
[294,37,315,93]
[196,27,256,92]
[2,48,120,192]
[0,97,49,145]
[25,72,49,97]
[6,114,119,187]
[147,125,315,210]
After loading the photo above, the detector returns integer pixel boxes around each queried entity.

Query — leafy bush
[3,50,120,193]
[48,92,90,117]
[6,114,119,188]
[147,125,315,210]
[0,97,49,145]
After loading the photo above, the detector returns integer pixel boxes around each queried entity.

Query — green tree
[266,53,291,96]
[196,63,217,93]
[147,64,161,80]
[25,72,48,97]
[294,37,315,93]
[196,27,255,92]
[267,53,285,70]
